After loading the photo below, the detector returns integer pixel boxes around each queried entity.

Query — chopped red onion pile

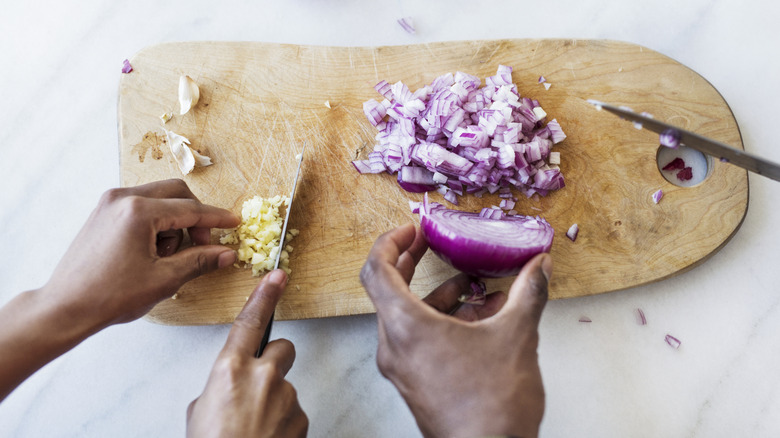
[354,65,567,205]
[566,223,579,241]
[459,280,487,305]
[419,193,554,278]
[662,157,693,182]
[665,334,682,349]
[121,59,133,74]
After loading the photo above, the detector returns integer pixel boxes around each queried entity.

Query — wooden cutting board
[118,39,748,325]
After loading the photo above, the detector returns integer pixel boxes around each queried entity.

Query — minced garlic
[220,195,299,276]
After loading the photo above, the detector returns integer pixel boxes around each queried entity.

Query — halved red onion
[419,194,554,278]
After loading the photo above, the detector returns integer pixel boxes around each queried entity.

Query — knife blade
[587,100,780,182]
[256,143,306,357]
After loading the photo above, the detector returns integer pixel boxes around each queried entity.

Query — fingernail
[540,253,553,282]
[218,250,236,269]
[266,269,288,287]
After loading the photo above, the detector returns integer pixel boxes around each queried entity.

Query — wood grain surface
[118,39,748,325]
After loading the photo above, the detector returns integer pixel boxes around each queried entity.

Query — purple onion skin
[420,213,554,278]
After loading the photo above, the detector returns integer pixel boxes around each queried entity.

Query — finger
[156,229,184,257]
[360,224,424,317]
[157,245,237,288]
[187,227,212,246]
[186,397,198,419]
[395,225,428,284]
[421,273,472,314]
[496,253,552,329]
[121,178,200,200]
[222,270,288,357]
[257,338,296,377]
[142,198,240,232]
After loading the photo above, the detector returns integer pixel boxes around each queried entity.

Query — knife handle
[255,311,274,357]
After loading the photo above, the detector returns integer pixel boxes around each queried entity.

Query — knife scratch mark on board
[530,40,542,64]
[371,47,378,80]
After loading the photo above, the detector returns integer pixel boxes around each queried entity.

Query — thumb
[497,253,552,330]
[159,245,237,286]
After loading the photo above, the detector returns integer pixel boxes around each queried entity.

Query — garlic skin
[178,75,200,115]
[164,130,212,175]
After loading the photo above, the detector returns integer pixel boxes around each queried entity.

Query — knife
[256,143,306,357]
[587,100,780,182]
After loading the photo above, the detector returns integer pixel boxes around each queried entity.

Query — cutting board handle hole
[656,145,711,187]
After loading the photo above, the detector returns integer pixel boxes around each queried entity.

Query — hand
[187,270,308,438]
[41,178,240,329]
[0,179,240,402]
[360,224,552,438]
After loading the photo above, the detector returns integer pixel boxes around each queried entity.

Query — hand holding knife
[256,144,306,357]
[587,100,780,182]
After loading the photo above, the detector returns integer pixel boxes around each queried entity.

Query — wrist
[33,283,108,344]
[0,288,105,401]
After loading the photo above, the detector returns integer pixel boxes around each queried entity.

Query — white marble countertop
[2,1,780,437]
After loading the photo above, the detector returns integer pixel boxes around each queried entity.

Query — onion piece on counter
[579,317,592,323]
[665,334,682,349]
[566,223,579,241]
[652,189,664,204]
[635,308,647,325]
[419,193,554,278]
[397,17,416,34]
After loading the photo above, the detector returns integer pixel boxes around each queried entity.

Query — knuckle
[375,346,395,378]
[194,251,211,277]
[212,355,245,381]
[257,361,284,381]
[100,187,126,205]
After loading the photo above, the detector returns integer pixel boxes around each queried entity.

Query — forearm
[0,288,103,402]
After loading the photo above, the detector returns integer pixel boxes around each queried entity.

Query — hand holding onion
[360,223,551,438]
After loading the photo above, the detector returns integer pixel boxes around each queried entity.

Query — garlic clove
[178,75,200,115]
[165,130,195,174]
[191,148,213,167]
[164,130,212,175]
